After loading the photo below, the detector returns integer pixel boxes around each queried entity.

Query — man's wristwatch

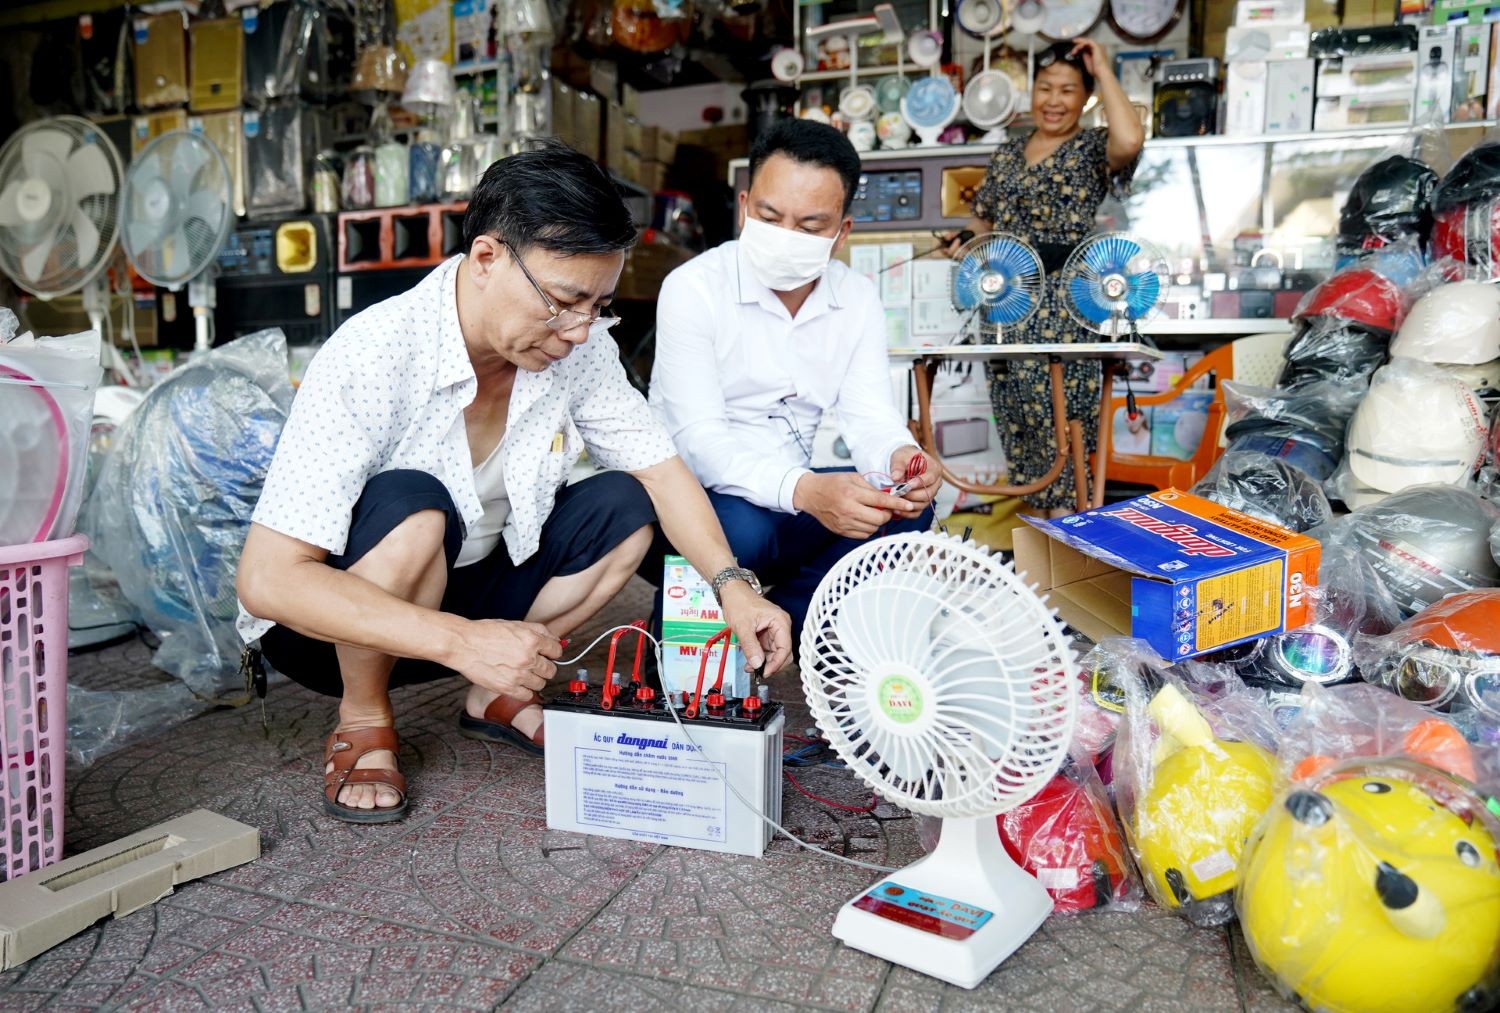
[710,566,763,604]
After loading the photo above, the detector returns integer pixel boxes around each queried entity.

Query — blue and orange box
[1013,489,1321,660]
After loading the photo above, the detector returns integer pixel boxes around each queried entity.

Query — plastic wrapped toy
[1115,679,1279,926]
[1238,759,1500,1013]
[999,751,1142,914]
[1355,590,1500,721]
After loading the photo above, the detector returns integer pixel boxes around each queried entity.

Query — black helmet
[1191,451,1333,533]
[1338,155,1437,254]
[1275,318,1389,392]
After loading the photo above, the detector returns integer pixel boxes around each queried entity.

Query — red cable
[784,769,878,813]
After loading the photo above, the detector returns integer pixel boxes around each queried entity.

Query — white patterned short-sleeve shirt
[236,254,677,643]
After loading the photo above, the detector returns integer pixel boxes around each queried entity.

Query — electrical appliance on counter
[1152,58,1220,137]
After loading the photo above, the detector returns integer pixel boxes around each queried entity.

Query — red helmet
[1294,268,1408,332]
[999,767,1133,912]
[1432,201,1500,281]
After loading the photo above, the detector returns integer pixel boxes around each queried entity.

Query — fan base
[831,815,1052,989]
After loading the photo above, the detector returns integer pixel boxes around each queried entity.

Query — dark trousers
[638,468,934,648]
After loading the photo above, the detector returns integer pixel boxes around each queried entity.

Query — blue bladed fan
[1061,232,1169,339]
[950,232,1045,336]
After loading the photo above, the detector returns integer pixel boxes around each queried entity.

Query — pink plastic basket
[0,535,86,881]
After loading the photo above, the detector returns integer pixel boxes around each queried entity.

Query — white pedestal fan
[799,532,1077,988]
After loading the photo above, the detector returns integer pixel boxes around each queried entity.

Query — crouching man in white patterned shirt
[237,142,791,824]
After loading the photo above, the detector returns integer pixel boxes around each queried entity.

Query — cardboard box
[911,259,953,300]
[911,297,964,337]
[1453,22,1492,120]
[1416,24,1457,121]
[880,242,913,307]
[1225,61,1270,134]
[1265,57,1317,131]
[575,90,603,161]
[1235,0,1306,24]
[1226,23,1311,61]
[639,124,678,164]
[660,556,746,699]
[1013,489,1321,661]
[0,810,258,970]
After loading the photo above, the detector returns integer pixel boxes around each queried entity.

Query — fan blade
[186,188,225,228]
[170,139,210,194]
[984,239,1039,282]
[72,208,100,266]
[133,151,163,190]
[1124,271,1162,318]
[125,218,165,258]
[66,143,114,200]
[20,240,50,281]
[1069,275,1112,323]
[0,181,23,228]
[953,256,986,309]
[987,284,1033,325]
[833,571,947,675]
[21,128,71,180]
[167,225,192,275]
[1083,235,1140,275]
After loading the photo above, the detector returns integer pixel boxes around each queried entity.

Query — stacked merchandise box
[660,556,747,699]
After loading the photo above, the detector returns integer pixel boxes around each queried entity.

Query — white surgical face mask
[738,216,836,292]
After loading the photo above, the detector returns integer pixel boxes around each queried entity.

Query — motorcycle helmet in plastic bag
[1338,154,1438,255]
[1432,141,1500,278]
[1191,451,1333,533]
[1390,280,1500,365]
[1275,318,1389,392]
[1294,267,1408,333]
[1344,485,1500,617]
[1222,380,1363,483]
[1238,759,1500,1013]
[1358,590,1500,720]
[1346,361,1488,493]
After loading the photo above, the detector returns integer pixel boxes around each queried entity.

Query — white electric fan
[800,532,1077,988]
[120,130,233,356]
[951,231,1046,340]
[956,0,1017,133]
[1060,232,1170,341]
[0,115,136,381]
[902,75,961,146]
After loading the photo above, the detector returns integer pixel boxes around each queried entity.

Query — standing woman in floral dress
[947,38,1144,516]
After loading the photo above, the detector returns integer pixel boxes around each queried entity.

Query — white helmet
[1347,363,1488,493]
[1390,280,1500,364]
[1439,357,1500,393]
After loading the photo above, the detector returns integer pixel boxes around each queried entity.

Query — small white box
[1225,62,1269,134]
[1226,23,1310,62]
[911,259,953,300]
[1453,22,1491,121]
[849,244,882,287]
[911,297,964,337]
[661,555,746,699]
[884,306,911,348]
[1417,25,1457,122]
[543,705,784,856]
[1265,57,1316,132]
[880,242,913,307]
[1234,0,1305,25]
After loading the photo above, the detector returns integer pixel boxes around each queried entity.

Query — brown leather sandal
[458,692,545,756]
[323,727,408,823]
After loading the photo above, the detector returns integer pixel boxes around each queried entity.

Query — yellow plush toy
[1238,761,1500,1013]
[1131,684,1277,926]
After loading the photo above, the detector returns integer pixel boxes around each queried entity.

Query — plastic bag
[1113,671,1280,927]
[1354,590,1500,722]
[1278,681,1478,783]
[1237,758,1500,1013]
[1337,155,1438,260]
[1330,358,1487,503]
[1222,380,1364,483]
[64,681,208,767]
[1291,265,1409,334]
[1275,317,1388,393]
[1191,450,1332,533]
[1319,484,1500,618]
[999,749,1143,914]
[1432,141,1500,280]
[0,322,103,544]
[80,329,293,702]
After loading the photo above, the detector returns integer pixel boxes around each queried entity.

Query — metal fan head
[1062,232,1169,337]
[0,116,124,299]
[799,532,1077,819]
[951,231,1046,333]
[963,69,1017,129]
[121,130,233,290]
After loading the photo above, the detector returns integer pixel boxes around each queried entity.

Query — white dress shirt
[649,240,915,513]
[238,255,676,643]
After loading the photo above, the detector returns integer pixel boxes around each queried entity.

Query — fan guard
[1061,231,1169,338]
[121,130,233,290]
[0,116,124,299]
[951,231,1046,334]
[963,69,1017,129]
[799,532,1077,819]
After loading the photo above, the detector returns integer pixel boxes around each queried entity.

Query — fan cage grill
[1061,231,1170,336]
[950,232,1046,334]
[799,533,1077,819]
[121,131,232,290]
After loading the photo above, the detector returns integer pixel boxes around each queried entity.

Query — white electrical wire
[555,624,899,874]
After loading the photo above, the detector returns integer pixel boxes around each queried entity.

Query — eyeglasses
[503,240,606,333]
[767,396,813,462]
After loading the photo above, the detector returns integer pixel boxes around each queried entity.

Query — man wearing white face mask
[646,119,938,642]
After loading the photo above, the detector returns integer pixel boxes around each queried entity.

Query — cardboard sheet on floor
[0,810,259,970]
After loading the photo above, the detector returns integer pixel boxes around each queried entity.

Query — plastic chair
[1104,332,1292,490]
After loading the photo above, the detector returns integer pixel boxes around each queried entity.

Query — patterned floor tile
[503,959,811,1012]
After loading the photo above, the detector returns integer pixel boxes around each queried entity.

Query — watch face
[1107,0,1183,44]
[1039,0,1104,41]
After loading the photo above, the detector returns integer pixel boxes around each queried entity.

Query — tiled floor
[4,578,1296,1011]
